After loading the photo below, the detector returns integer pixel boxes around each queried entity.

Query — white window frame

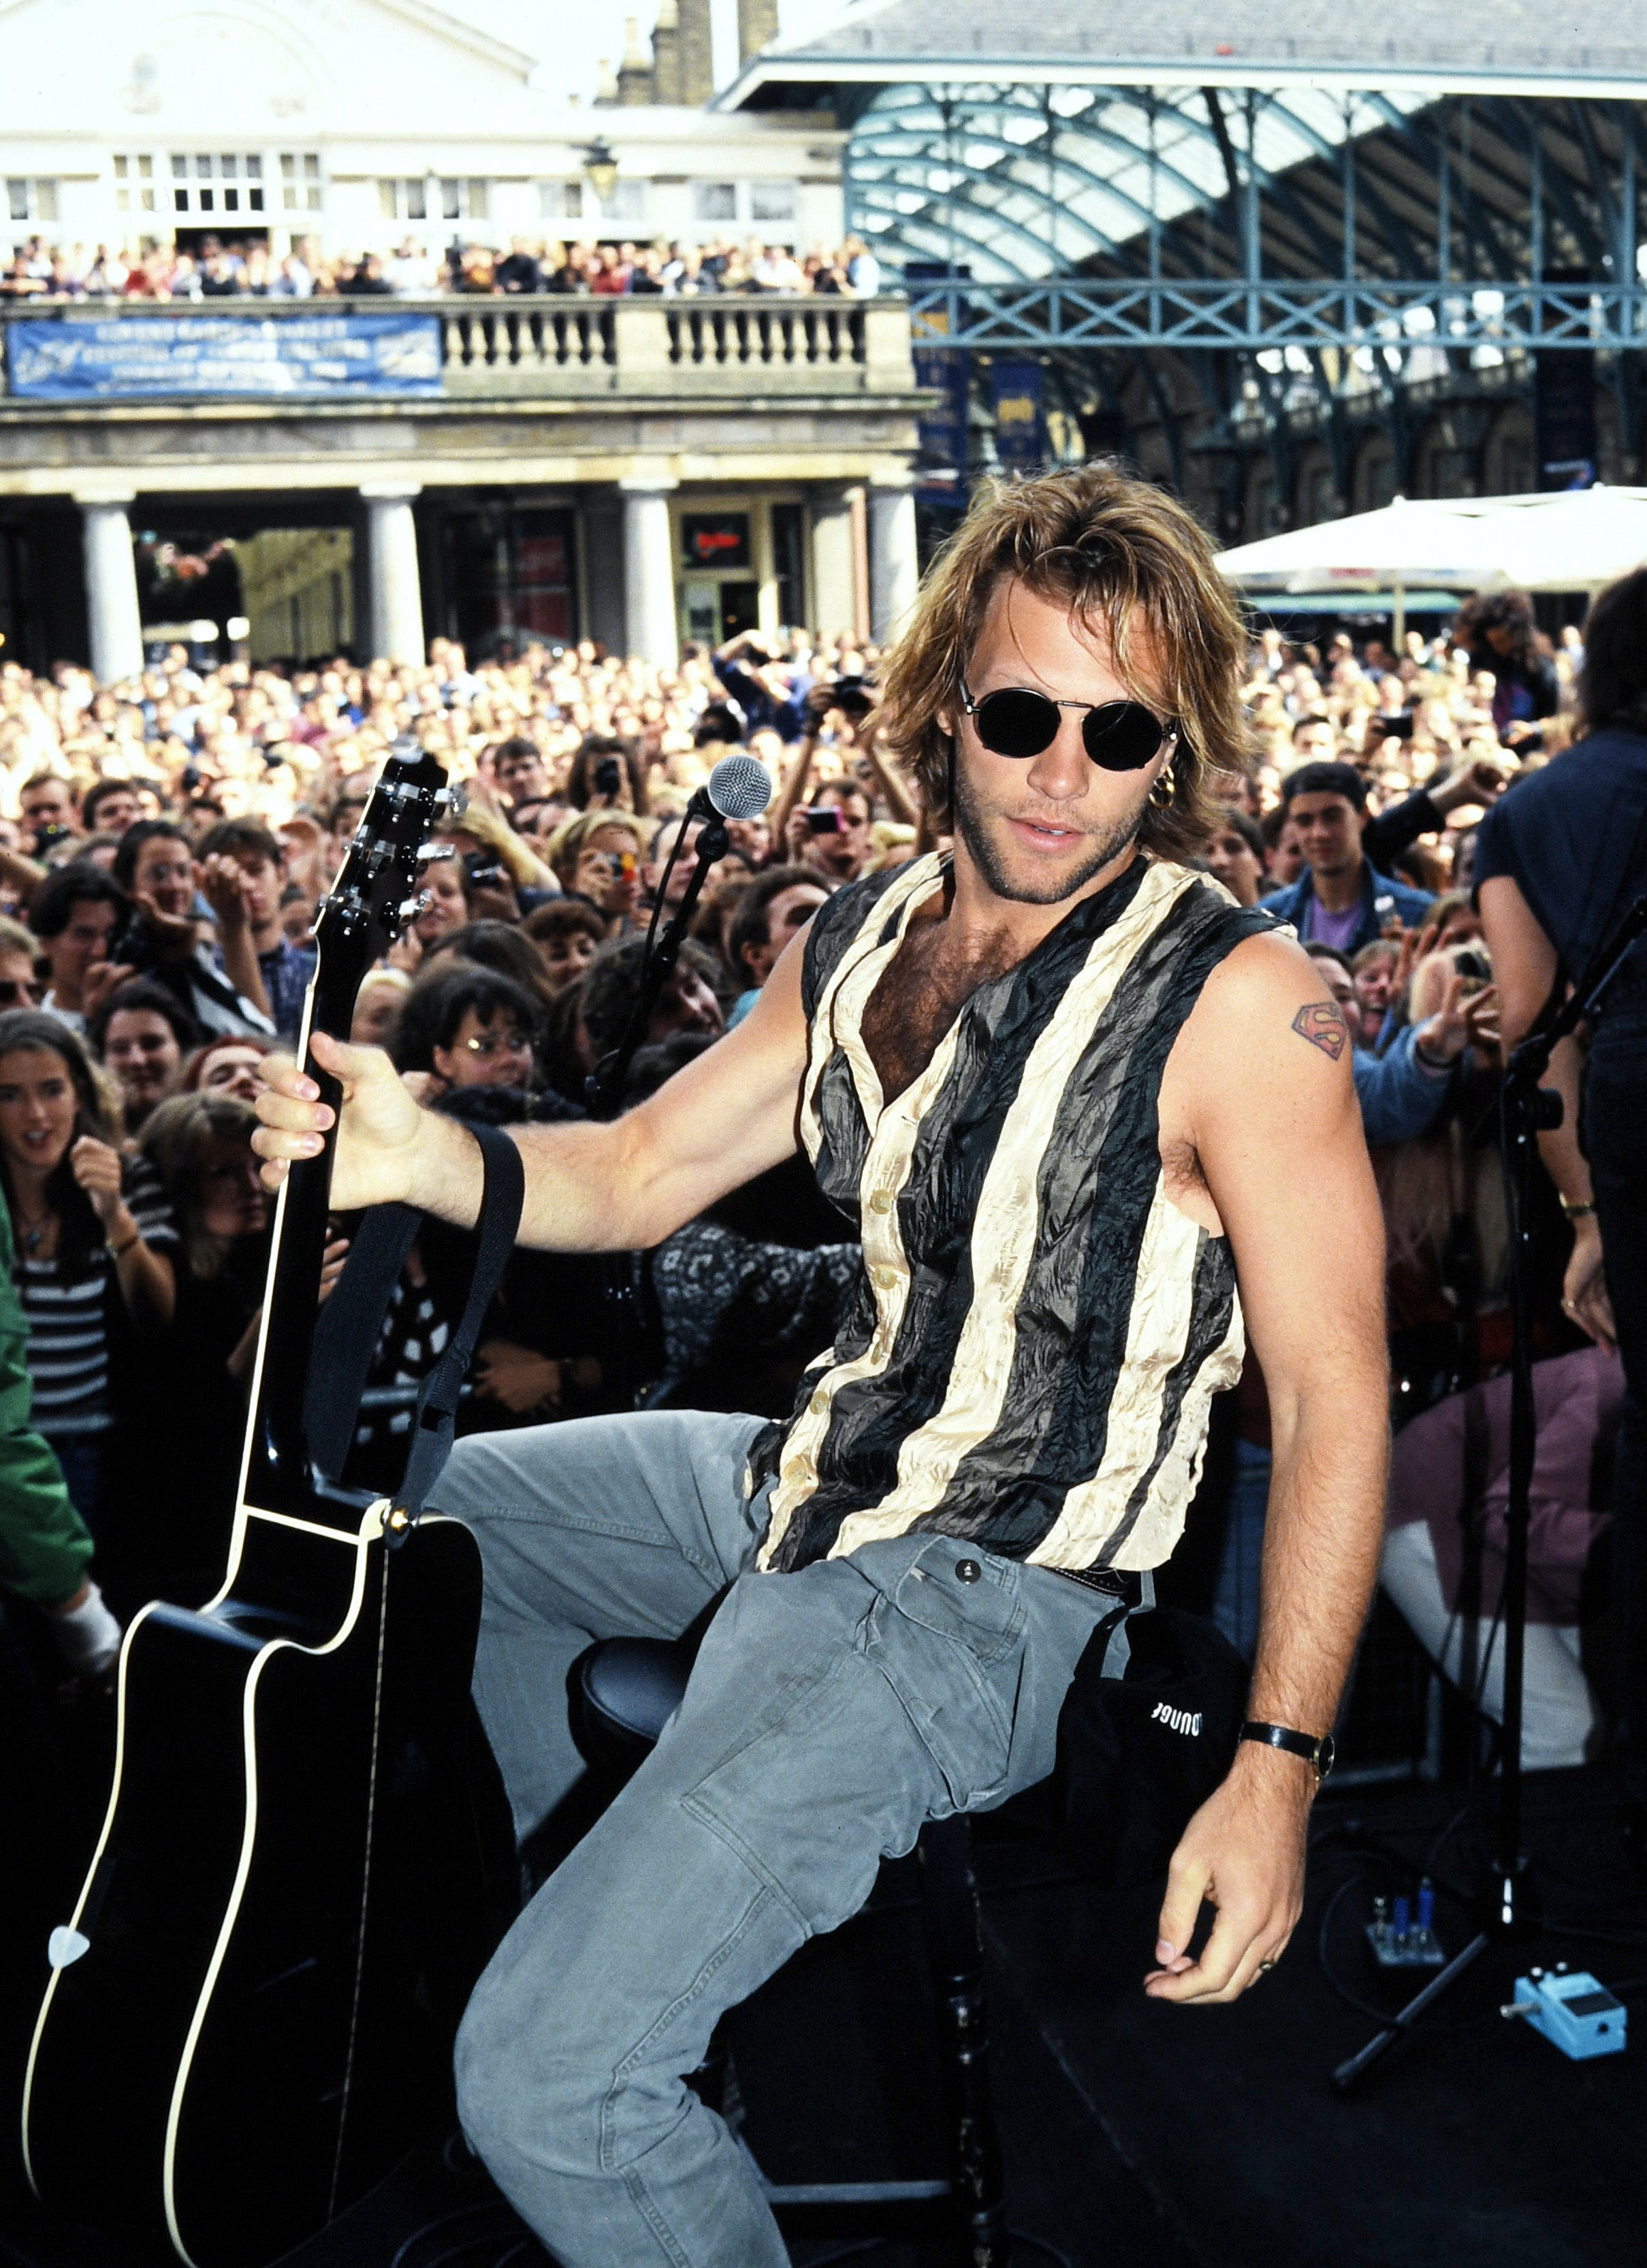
[694,181,737,223]
[163,151,270,219]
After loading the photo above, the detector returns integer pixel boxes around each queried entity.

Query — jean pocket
[861,1542,1025,1809]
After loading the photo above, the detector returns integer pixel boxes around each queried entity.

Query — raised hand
[199,852,253,932]
[81,959,138,1023]
[133,888,199,960]
[69,1135,127,1228]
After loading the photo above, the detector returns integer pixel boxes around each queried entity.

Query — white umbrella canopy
[1216,496,1507,597]
[1218,487,1647,602]
[1471,487,1647,593]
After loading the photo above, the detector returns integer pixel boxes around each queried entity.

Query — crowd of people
[1,231,886,303]
[0,574,1625,1785]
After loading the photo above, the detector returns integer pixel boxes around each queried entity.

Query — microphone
[686,752,773,824]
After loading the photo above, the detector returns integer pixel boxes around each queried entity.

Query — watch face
[1316,1733,1337,1781]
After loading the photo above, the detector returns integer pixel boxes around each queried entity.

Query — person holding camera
[1476,564,1647,1857]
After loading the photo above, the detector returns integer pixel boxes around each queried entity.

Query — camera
[833,679,875,721]
[805,807,846,835]
[1451,943,1492,994]
[593,756,623,798]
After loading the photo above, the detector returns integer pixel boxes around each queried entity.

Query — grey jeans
[429,1408,1111,2268]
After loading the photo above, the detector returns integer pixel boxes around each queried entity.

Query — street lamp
[581,137,618,212]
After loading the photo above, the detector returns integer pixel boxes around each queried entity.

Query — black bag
[1055,1589,1250,1889]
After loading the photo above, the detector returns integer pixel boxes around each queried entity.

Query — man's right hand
[251,1032,431,1210]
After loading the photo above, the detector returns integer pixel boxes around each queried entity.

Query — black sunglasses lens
[972,689,1060,758]
[1081,702,1166,772]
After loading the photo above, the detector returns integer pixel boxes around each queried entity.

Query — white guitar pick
[47,1927,89,1969]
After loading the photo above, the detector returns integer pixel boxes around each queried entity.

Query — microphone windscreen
[706,752,774,820]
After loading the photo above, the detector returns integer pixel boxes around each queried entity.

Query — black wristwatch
[1240,1719,1336,1786]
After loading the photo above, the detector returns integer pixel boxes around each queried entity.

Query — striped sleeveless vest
[750,851,1277,1575]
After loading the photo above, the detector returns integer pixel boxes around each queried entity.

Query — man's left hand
[1145,1744,1312,2004]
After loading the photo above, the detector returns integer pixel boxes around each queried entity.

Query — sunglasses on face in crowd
[0,979,42,1007]
[960,685,1179,773]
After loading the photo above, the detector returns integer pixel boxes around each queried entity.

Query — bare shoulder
[1177,929,1356,1089]
[1158,930,1357,1231]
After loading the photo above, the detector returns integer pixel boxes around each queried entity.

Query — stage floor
[5,1767,1643,2268]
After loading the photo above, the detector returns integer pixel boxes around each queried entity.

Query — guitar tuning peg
[398,893,430,926]
[417,841,455,862]
[441,785,469,818]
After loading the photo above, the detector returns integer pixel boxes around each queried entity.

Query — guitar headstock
[312,740,460,993]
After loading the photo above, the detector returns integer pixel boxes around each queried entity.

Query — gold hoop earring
[1150,762,1178,807]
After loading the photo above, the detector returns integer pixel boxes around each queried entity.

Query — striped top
[750,852,1275,1575]
[12,1157,176,1430]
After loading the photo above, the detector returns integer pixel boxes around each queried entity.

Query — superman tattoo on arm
[1292,1001,1349,1060]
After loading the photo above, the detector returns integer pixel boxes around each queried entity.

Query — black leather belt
[1052,1565,1145,1607]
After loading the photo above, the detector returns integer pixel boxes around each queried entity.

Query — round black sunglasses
[961,685,1178,773]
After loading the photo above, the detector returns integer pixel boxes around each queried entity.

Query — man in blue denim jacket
[1260,761,1433,958]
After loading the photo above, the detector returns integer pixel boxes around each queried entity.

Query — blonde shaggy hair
[877,462,1251,856]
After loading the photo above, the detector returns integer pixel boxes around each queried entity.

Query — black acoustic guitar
[22,747,515,2268]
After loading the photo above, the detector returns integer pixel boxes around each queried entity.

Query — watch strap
[1241,1719,1333,1781]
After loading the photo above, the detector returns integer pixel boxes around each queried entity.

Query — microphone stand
[585,813,731,1402]
[588,812,730,1118]
[1334,885,1647,2094]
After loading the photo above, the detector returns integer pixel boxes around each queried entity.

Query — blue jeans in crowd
[428,1408,1112,2268]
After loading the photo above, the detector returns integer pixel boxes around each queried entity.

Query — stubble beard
[952,759,1150,908]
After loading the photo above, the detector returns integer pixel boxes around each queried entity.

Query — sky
[446,0,861,108]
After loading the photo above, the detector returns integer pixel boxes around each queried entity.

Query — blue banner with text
[7,313,443,400]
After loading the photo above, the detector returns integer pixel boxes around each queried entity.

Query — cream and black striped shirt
[750,852,1275,1576]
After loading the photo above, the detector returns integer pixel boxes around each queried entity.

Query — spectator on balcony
[341,252,394,297]
[494,238,542,293]
[385,238,440,293]
[842,234,882,296]
[752,243,805,293]
[268,250,314,298]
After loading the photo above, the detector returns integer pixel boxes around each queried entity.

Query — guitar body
[24,1508,499,2267]
[22,750,513,2267]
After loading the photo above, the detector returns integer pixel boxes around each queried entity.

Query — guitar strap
[304,1120,526,1514]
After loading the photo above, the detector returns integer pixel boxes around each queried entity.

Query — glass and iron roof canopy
[722,4,1647,291]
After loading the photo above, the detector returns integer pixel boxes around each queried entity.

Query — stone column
[809,487,858,641]
[78,493,144,685]
[359,483,426,664]
[581,493,626,656]
[620,472,679,666]
[868,472,919,645]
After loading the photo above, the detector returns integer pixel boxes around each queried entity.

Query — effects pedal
[1364,1881,1445,1969]
[1503,1966,1627,2061]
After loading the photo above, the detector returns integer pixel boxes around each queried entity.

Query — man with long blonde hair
[255,464,1389,2268]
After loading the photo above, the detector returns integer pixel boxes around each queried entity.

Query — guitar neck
[242,958,364,1516]
[234,746,451,1523]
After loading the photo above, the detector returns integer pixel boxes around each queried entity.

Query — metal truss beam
[904,276,1647,351]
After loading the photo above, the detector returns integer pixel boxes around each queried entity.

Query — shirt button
[955,1559,981,1584]
[869,1190,895,1214]
[809,1390,829,1416]
[874,1265,898,1291]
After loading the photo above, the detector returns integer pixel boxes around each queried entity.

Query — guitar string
[328,1540,392,2222]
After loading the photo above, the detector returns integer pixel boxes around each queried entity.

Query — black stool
[571,1636,1011,2267]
